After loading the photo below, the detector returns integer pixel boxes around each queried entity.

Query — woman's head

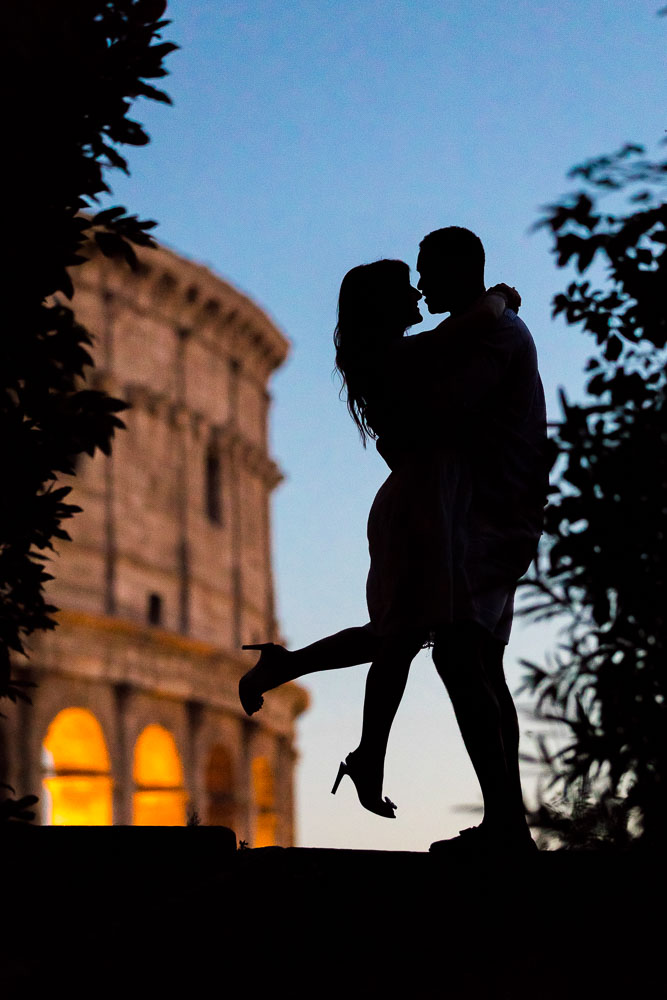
[334,259,422,445]
[336,259,422,337]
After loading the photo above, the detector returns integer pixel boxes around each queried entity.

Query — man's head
[417,227,485,315]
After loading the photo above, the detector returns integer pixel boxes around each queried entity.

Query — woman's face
[352,263,423,335]
[394,273,423,330]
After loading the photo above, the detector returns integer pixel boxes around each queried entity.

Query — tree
[2,0,176,820]
[518,140,667,848]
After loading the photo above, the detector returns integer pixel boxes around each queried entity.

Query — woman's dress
[364,315,547,645]
[364,344,475,640]
[366,443,478,639]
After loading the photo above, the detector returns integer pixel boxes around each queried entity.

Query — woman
[240,260,516,817]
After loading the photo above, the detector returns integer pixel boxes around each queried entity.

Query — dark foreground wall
[3,828,663,998]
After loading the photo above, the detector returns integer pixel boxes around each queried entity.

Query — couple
[240,226,548,854]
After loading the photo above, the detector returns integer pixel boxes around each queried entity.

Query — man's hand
[487,283,521,313]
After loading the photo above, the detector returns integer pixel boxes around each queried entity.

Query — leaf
[603,335,623,362]
[134,82,172,105]
[148,41,179,59]
[101,144,129,172]
[92,206,127,225]
[586,372,608,396]
[136,0,169,19]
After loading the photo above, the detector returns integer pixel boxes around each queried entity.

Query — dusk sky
[101,1,666,849]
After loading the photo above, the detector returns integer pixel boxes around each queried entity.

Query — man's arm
[440,317,524,411]
[376,313,525,469]
[398,292,508,363]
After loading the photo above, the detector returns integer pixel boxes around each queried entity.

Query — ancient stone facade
[1,240,307,844]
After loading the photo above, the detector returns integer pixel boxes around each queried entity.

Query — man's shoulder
[496,309,537,354]
[498,308,530,333]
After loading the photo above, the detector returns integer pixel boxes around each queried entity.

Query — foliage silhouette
[2,0,176,820]
[519,140,667,848]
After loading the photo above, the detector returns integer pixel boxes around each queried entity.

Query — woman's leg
[286,624,380,680]
[239,625,381,715]
[345,631,425,804]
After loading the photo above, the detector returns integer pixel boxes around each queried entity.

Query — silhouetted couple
[240,227,548,854]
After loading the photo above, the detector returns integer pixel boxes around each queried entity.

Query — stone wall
[1,241,307,843]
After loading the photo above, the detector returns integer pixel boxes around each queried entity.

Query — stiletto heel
[239,642,289,716]
[331,762,346,796]
[330,753,397,818]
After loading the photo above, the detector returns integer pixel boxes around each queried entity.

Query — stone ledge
[2,832,663,997]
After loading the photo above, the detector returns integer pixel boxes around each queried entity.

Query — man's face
[416,249,454,314]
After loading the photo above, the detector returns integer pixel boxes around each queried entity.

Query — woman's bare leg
[287,625,379,679]
[345,631,425,807]
[239,625,380,714]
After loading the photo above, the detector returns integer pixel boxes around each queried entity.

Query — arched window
[132,724,187,826]
[205,443,222,524]
[205,745,235,828]
[42,708,113,825]
[252,756,277,847]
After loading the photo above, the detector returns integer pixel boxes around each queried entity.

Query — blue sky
[101,0,666,849]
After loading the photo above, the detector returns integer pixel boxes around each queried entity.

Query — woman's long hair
[333,259,410,446]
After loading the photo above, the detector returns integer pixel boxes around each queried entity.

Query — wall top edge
[71,229,290,368]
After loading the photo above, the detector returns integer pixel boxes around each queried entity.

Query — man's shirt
[461,309,548,518]
[461,309,549,582]
[375,308,550,581]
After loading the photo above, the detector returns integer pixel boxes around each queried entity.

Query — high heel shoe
[331,753,397,819]
[239,642,289,716]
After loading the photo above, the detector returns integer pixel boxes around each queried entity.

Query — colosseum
[0,238,308,845]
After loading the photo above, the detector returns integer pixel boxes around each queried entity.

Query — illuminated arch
[42,708,113,826]
[205,744,235,828]
[132,724,187,826]
[252,756,277,847]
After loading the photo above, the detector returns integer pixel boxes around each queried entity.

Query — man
[415,227,548,853]
[240,227,548,853]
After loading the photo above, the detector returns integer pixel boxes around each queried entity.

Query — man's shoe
[429,825,538,855]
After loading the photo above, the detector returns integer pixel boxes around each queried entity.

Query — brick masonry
[1,240,308,844]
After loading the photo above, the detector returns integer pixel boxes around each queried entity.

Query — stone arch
[132,724,187,826]
[42,707,113,826]
[252,756,277,847]
[205,744,235,828]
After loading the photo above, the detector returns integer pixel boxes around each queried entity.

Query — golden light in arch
[252,756,277,847]
[42,707,113,826]
[132,724,187,826]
